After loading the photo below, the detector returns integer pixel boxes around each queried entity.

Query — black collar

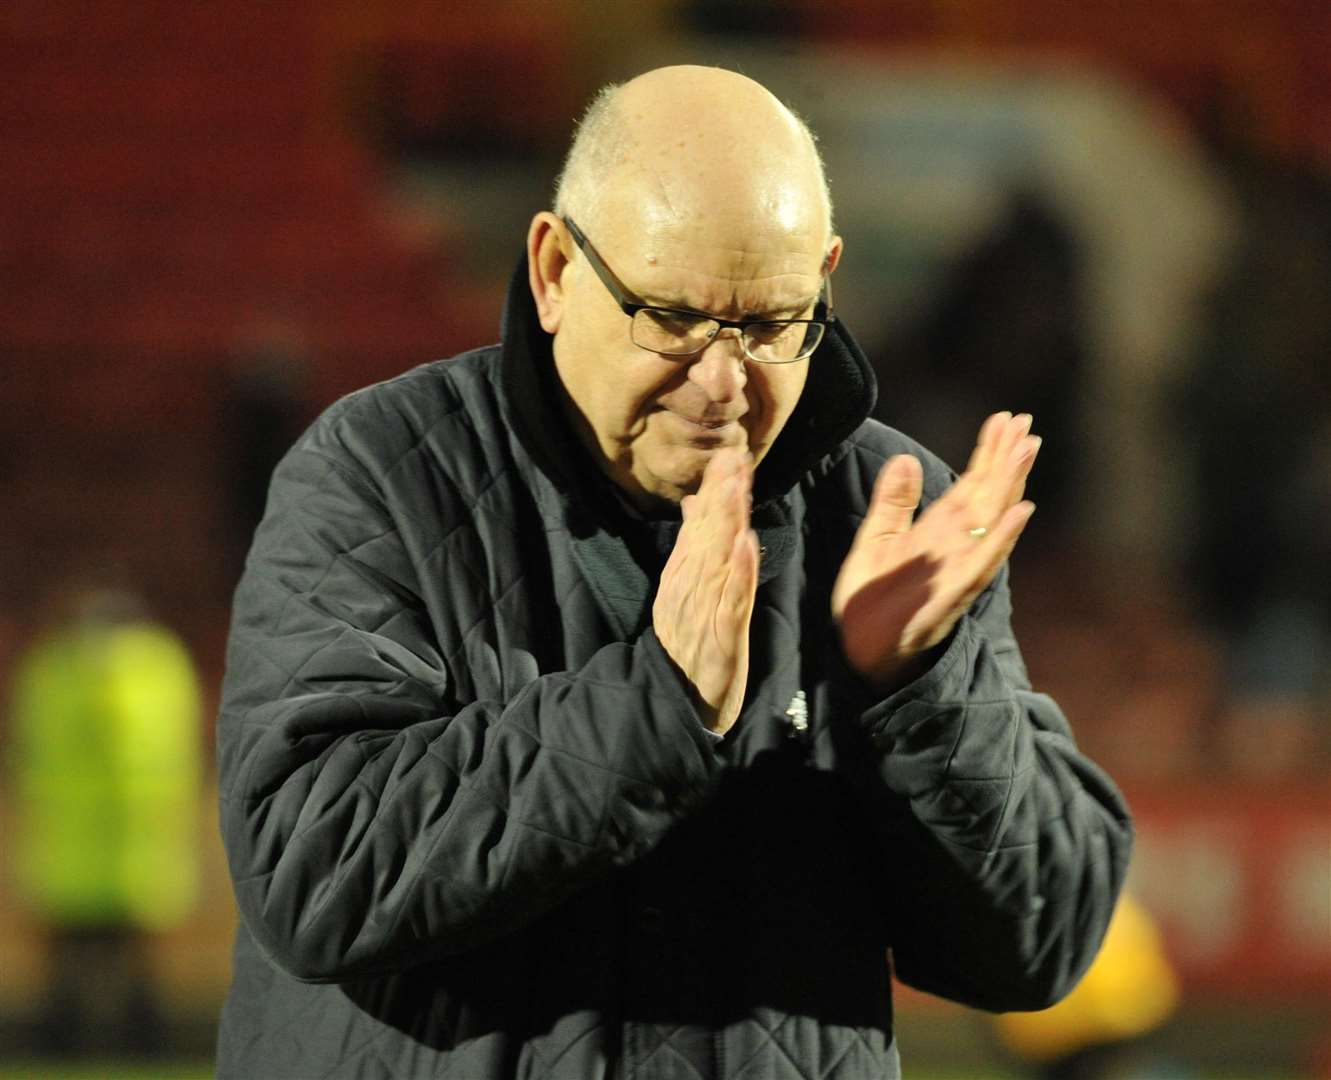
[498,251,876,521]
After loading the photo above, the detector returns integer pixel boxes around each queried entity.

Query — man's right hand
[653,448,759,736]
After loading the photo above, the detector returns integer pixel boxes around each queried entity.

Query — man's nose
[686,329,747,402]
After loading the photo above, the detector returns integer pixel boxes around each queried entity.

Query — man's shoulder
[320,346,502,438]
[807,418,957,511]
[299,346,505,480]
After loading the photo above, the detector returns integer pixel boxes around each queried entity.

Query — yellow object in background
[10,604,203,931]
[994,892,1180,1063]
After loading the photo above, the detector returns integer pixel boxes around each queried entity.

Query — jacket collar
[499,251,876,516]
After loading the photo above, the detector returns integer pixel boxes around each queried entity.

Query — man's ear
[823,235,844,276]
[528,212,572,335]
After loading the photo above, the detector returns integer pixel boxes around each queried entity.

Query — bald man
[216,66,1131,1080]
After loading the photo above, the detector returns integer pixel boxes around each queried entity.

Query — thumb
[864,454,923,539]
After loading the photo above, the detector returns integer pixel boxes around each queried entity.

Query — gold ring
[968,526,988,539]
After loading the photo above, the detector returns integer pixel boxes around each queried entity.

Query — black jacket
[216,260,1132,1079]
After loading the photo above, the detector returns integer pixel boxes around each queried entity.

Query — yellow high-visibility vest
[10,620,202,929]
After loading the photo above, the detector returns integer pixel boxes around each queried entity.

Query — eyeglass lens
[631,310,823,363]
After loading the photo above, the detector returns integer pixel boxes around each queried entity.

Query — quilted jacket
[216,259,1133,1079]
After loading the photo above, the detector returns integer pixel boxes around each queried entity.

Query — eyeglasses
[563,217,834,364]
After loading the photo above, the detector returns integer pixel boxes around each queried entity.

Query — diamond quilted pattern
[216,330,1131,1079]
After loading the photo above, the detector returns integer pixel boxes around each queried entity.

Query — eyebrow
[638,290,821,322]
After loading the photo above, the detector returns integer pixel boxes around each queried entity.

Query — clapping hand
[654,448,760,735]
[832,412,1040,688]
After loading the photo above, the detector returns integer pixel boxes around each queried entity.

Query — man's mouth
[661,408,744,431]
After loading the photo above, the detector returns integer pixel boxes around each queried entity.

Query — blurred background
[1,1,1328,1077]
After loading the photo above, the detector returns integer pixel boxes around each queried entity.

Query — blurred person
[1179,107,1331,776]
[8,584,203,1057]
[215,66,1132,1080]
[879,192,1090,554]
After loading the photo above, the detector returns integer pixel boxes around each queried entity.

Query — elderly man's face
[548,204,833,508]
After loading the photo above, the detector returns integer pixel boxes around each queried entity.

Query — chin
[627,462,704,507]
[629,436,761,506]
[647,473,702,504]
[661,451,719,489]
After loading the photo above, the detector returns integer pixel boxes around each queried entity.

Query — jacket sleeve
[217,423,720,985]
[835,562,1133,1012]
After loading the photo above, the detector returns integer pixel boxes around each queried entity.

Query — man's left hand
[831,411,1040,689]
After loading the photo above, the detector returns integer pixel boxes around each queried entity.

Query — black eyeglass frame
[562,216,835,364]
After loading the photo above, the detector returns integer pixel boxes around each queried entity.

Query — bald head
[554,66,833,244]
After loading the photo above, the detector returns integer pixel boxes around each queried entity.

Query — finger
[715,527,759,647]
[688,524,756,713]
[681,455,748,593]
[719,453,752,529]
[1002,433,1041,508]
[664,489,718,604]
[962,410,1011,478]
[958,413,1033,525]
[908,504,1034,654]
[962,430,1038,528]
[990,498,1035,557]
[689,449,732,520]
[684,450,737,537]
[969,411,1031,502]
[707,470,748,577]
[980,425,1040,517]
[703,446,745,492]
[732,451,754,513]
[958,500,1036,604]
[999,412,1033,461]
[713,452,752,538]
[863,454,923,539]
[694,448,748,535]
